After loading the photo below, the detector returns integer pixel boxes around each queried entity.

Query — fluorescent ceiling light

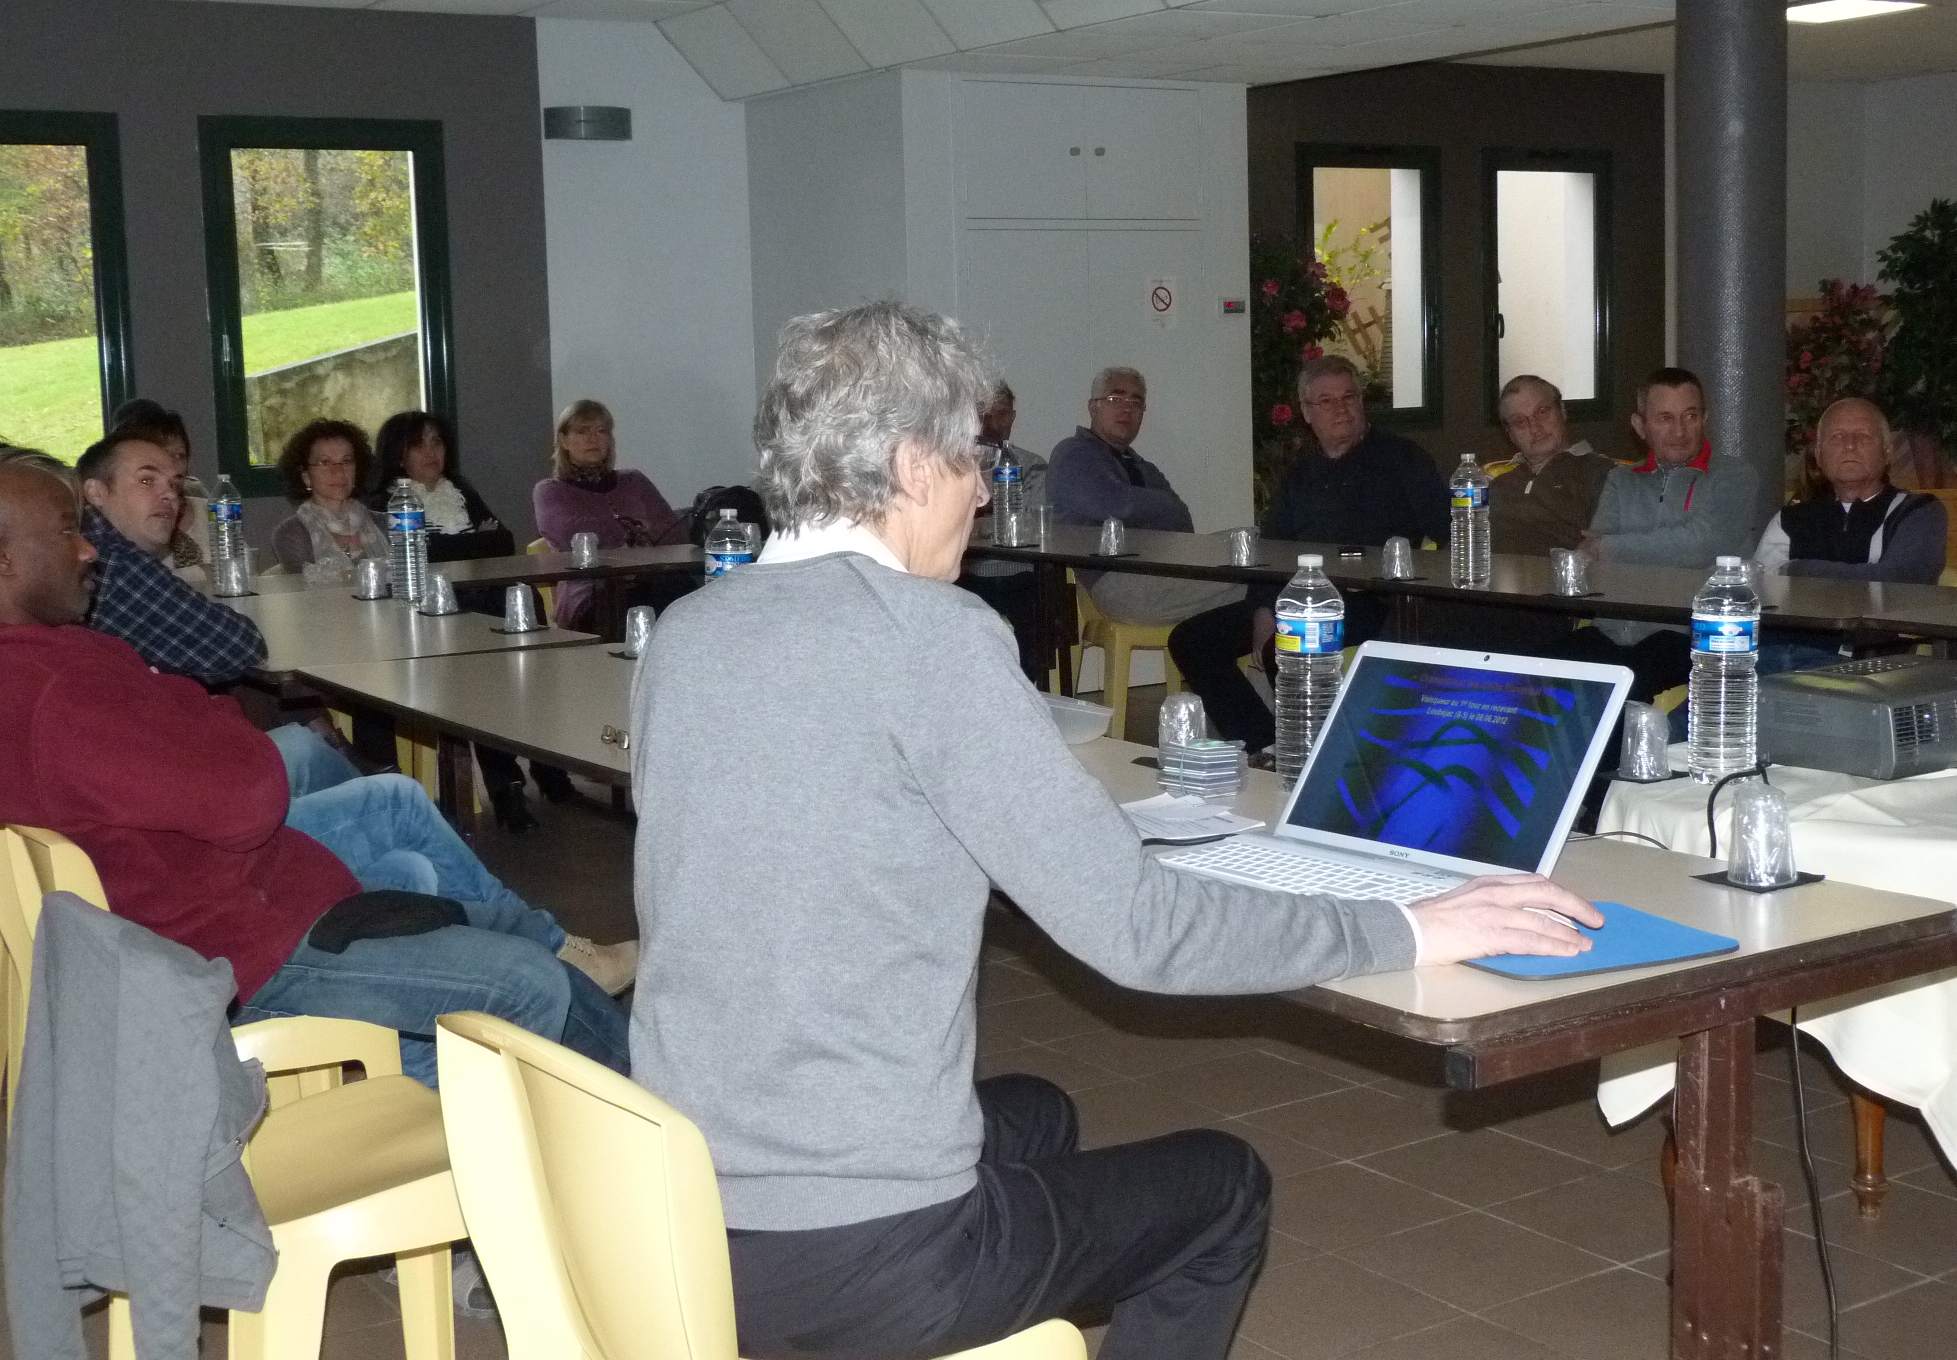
[1787,1,1927,24]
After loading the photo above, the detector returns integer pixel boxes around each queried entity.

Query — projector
[1760,655,1957,780]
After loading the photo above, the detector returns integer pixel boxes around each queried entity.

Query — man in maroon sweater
[0,463,628,1083]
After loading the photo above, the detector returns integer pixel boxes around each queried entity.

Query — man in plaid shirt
[78,434,266,686]
[78,433,355,796]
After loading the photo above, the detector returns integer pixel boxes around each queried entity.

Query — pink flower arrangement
[1302,343,1324,362]
[1249,235,1354,513]
[1270,403,1295,427]
[1280,310,1308,334]
[1260,279,1281,297]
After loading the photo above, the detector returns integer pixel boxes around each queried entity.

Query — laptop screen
[1283,652,1622,873]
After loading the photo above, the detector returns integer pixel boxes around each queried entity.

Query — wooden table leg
[1851,1090,1889,1218]
[435,732,473,826]
[1670,1019,1784,1359]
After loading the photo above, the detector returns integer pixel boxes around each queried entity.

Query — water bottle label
[993,464,1022,483]
[209,501,242,523]
[388,508,425,533]
[1450,486,1486,510]
[1275,617,1343,655]
[1691,612,1757,655]
[707,551,754,578]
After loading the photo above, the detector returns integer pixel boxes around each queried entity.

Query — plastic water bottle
[1448,453,1491,587]
[705,508,755,578]
[991,445,1027,546]
[1687,555,1761,783]
[1273,553,1345,787]
[385,478,429,606]
[208,476,244,563]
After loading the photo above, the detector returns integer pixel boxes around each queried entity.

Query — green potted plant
[1249,235,1351,517]
[1877,199,1957,487]
[1784,279,1887,500]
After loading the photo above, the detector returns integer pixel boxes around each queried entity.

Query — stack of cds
[1158,738,1247,801]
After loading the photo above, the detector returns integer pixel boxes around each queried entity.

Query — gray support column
[1675,0,1787,540]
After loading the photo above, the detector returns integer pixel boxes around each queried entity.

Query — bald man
[1754,397,1946,584]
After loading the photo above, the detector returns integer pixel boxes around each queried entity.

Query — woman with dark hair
[531,399,692,631]
[369,410,514,562]
[368,410,548,831]
[110,398,208,568]
[271,419,388,577]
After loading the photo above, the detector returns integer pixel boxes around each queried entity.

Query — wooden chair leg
[1851,1090,1889,1218]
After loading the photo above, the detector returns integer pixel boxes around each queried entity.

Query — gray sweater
[1588,452,1760,645]
[627,551,1415,1232]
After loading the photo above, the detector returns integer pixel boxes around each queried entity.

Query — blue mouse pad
[1466,900,1739,980]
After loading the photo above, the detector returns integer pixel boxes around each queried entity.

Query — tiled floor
[15,713,1957,1359]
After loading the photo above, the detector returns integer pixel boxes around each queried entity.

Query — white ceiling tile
[907,52,1081,71]
[526,0,714,17]
[194,0,373,7]
[1059,49,1225,74]
[659,5,791,96]
[1082,7,1301,37]
[372,0,538,13]
[1328,28,1480,64]
[816,0,956,66]
[979,27,1182,58]
[1170,60,1332,82]
[1457,0,1671,50]
[1184,0,1350,16]
[1303,7,1457,45]
[1038,0,1166,28]
[725,0,869,82]
[918,0,1054,47]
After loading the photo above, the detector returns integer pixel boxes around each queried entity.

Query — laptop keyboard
[1159,841,1456,904]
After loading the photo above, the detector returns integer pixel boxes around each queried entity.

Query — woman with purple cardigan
[531,399,695,632]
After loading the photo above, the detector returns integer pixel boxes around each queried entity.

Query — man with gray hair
[1488,374,1614,557]
[1047,365,1243,626]
[1166,355,1445,753]
[628,300,1601,1360]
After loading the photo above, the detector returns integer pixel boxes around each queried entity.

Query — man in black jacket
[1168,356,1446,753]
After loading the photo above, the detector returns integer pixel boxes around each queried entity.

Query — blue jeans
[266,723,361,799]
[248,774,629,1083]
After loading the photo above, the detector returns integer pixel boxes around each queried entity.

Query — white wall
[1786,80,1866,293]
[536,19,757,506]
[745,72,910,389]
[1861,73,1957,281]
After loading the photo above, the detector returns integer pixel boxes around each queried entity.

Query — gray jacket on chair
[3,893,275,1360]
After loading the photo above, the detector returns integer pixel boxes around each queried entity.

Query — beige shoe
[557,934,640,996]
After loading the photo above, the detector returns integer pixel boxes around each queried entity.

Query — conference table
[1598,758,1957,1214]
[1076,737,1957,1359]
[966,524,1957,694]
[217,586,596,684]
[295,643,634,812]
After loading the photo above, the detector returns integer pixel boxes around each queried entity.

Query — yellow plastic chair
[0,825,465,1360]
[1073,573,1182,744]
[435,1011,1087,1360]
[528,536,558,620]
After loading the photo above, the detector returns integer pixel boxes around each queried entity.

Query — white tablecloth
[1596,750,1957,1162]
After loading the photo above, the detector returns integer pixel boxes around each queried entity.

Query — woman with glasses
[271,420,388,577]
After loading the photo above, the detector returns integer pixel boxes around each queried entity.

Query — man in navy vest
[1752,396,1946,673]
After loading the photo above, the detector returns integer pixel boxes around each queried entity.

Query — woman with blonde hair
[530,398,690,632]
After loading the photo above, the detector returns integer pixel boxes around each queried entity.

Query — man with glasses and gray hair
[626,300,1600,1360]
[1047,365,1244,626]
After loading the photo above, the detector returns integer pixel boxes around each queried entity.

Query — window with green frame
[197,116,454,493]
[0,110,134,463]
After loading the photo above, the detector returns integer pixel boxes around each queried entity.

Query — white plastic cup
[353,557,389,600]
[1380,537,1414,580]
[1098,517,1126,555]
[1730,782,1799,888]
[1619,702,1671,781]
[502,583,542,632]
[570,531,600,567]
[1551,547,1590,596]
[621,605,656,658]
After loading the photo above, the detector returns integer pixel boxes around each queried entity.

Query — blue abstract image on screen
[1286,659,1615,869]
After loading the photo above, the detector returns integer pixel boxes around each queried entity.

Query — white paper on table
[1121,793,1263,842]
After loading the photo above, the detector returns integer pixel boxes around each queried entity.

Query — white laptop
[1160,641,1632,904]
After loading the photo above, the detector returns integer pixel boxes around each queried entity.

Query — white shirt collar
[757,519,908,574]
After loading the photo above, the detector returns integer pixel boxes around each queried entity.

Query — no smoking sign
[1145,275,1178,330]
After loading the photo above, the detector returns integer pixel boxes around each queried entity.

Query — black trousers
[1550,627,1692,705]
[1167,591,1390,751]
[726,1076,1270,1360]
[958,570,1044,683]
